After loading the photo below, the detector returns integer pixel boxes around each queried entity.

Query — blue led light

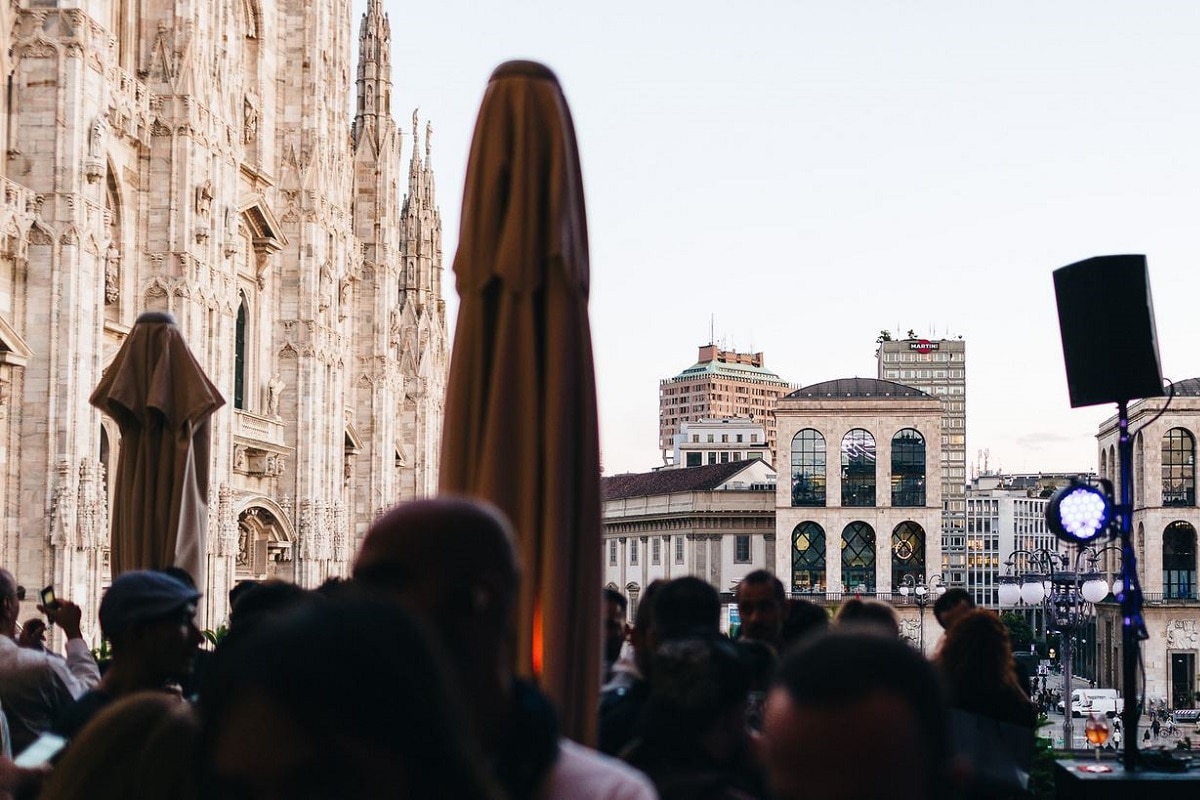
[1046,482,1113,544]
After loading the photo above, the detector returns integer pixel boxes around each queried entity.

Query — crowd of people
[0,496,1039,799]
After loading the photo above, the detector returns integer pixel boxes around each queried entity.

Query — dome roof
[785,377,932,400]
[1168,378,1200,397]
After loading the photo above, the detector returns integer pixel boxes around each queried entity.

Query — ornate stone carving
[104,242,120,304]
[1166,619,1199,649]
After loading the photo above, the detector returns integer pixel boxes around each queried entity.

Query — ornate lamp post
[898,573,945,654]
[998,548,1114,751]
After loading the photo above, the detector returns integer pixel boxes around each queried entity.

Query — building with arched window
[601,460,778,624]
[1094,378,1200,708]
[773,378,944,646]
[0,0,448,633]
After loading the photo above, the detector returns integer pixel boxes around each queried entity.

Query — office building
[659,345,793,467]
[876,336,967,583]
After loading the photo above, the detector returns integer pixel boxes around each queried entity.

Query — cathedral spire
[352,0,392,149]
[401,109,443,310]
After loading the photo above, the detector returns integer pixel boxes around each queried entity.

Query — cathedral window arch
[1162,428,1195,507]
[235,294,248,410]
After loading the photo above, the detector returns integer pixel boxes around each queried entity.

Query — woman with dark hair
[200,593,500,800]
[936,609,1036,728]
[936,608,1036,799]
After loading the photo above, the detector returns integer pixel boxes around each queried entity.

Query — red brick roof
[602,461,767,501]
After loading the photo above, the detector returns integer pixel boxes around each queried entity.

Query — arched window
[891,521,926,588]
[791,522,826,592]
[841,521,876,592]
[791,429,826,507]
[841,429,876,507]
[1163,521,1197,600]
[1162,428,1195,507]
[234,297,247,409]
[891,429,925,507]
[1134,432,1145,506]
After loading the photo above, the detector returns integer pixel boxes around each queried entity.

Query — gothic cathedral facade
[0,0,447,628]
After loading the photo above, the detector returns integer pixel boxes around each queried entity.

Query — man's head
[353,497,519,672]
[602,588,628,665]
[933,587,974,630]
[0,569,22,631]
[780,598,829,647]
[99,570,203,684]
[18,618,46,650]
[736,570,786,647]
[761,630,949,800]
[653,576,720,643]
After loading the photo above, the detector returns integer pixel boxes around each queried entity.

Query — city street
[1038,671,1198,751]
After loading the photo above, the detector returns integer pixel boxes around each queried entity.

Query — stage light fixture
[1046,481,1113,544]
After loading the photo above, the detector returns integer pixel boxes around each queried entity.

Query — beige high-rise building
[659,345,793,467]
[876,336,967,583]
[0,0,447,631]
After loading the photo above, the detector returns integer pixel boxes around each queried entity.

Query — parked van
[1058,689,1123,718]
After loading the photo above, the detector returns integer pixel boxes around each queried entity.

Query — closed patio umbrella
[440,60,601,744]
[90,311,224,586]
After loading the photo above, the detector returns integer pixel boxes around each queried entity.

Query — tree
[1001,611,1035,652]
[876,330,892,343]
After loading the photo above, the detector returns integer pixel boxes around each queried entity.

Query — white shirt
[0,635,100,753]
[541,739,659,800]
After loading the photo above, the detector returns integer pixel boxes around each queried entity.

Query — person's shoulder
[543,739,658,800]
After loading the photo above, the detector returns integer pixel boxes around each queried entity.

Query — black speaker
[1052,255,1165,408]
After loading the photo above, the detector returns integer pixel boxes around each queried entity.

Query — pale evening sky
[368,0,1200,476]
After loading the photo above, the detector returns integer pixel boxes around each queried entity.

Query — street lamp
[999,547,1109,751]
[898,573,946,654]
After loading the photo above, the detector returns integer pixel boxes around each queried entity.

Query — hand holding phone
[38,586,59,612]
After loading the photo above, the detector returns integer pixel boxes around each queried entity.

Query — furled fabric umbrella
[440,60,601,744]
[90,312,225,587]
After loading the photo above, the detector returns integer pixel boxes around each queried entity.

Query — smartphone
[39,585,59,611]
[13,732,67,767]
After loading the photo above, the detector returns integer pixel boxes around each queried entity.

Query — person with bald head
[354,497,657,800]
[0,569,99,754]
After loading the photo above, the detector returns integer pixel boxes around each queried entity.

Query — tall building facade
[1093,378,1200,708]
[602,459,778,620]
[669,417,769,469]
[876,337,967,583]
[659,345,793,467]
[773,378,944,595]
[965,474,1062,608]
[0,0,447,631]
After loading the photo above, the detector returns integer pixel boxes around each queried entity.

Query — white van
[1060,688,1123,718]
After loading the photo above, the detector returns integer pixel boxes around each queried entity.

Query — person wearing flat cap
[53,571,202,742]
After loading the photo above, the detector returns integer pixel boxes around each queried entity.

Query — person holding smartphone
[0,570,100,755]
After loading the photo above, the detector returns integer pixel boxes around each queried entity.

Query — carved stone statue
[104,242,120,305]
[195,180,214,217]
[243,97,259,144]
[266,373,284,418]
[89,116,107,159]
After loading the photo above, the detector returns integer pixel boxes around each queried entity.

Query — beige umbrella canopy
[440,60,601,744]
[90,312,225,586]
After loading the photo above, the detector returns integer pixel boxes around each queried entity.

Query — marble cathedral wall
[0,0,447,635]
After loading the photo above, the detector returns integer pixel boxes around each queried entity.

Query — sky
[368,0,1200,477]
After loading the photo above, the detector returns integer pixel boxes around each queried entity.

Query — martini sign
[908,339,939,354]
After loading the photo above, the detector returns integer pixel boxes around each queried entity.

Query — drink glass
[1085,713,1111,762]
